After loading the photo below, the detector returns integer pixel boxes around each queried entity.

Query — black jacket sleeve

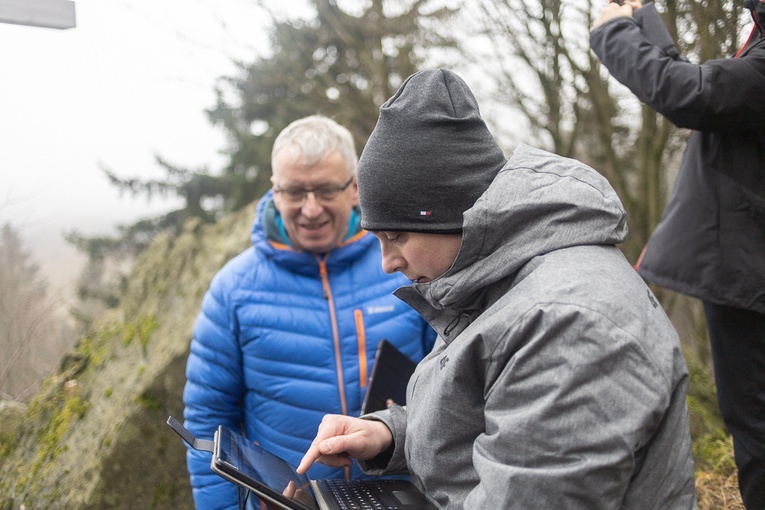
[590,6,765,132]
[633,3,685,62]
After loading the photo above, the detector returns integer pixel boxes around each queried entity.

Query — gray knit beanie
[358,68,506,233]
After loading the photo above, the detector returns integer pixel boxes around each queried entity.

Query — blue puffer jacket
[183,191,435,510]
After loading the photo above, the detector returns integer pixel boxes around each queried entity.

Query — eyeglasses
[274,175,355,203]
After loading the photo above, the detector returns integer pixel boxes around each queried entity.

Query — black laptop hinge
[167,416,215,453]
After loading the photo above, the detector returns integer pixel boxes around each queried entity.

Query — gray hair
[271,115,358,177]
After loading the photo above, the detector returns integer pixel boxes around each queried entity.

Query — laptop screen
[216,426,319,510]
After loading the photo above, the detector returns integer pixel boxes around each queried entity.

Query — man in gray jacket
[298,68,696,509]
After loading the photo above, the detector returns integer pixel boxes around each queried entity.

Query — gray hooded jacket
[361,145,696,509]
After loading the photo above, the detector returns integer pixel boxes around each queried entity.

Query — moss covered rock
[0,203,255,509]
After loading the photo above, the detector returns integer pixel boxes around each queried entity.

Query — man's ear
[271,174,284,211]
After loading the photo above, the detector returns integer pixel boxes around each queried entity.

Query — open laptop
[361,339,418,414]
[167,416,434,510]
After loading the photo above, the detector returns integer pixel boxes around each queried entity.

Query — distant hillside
[0,202,255,509]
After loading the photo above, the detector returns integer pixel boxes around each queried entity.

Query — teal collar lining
[271,206,361,248]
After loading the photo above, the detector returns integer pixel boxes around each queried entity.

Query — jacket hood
[400,144,628,313]
[251,189,284,248]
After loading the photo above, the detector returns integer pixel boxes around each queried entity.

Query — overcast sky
[0,0,304,289]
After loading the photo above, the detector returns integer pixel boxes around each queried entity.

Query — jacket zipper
[355,309,368,388]
[318,259,348,416]
[318,258,353,480]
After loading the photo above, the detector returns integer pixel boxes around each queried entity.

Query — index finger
[297,415,347,473]
[297,441,323,474]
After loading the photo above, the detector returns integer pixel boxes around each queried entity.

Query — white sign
[0,0,76,30]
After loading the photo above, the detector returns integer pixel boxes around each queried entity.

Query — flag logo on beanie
[419,210,432,217]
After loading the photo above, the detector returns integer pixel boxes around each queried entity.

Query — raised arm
[591,2,765,131]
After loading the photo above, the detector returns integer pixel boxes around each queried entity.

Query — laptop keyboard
[322,479,399,510]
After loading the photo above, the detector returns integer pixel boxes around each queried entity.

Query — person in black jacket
[591,2,765,508]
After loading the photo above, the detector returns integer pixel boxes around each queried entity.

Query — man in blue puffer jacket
[182,115,435,509]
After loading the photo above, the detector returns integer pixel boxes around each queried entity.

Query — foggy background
[0,0,302,290]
